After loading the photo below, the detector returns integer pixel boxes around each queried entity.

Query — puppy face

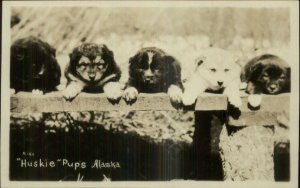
[195,48,241,91]
[68,43,120,86]
[248,55,290,94]
[131,51,165,85]
[10,36,61,92]
[11,39,53,81]
[128,47,182,93]
[76,55,107,82]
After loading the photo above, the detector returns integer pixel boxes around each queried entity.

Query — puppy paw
[56,84,67,91]
[63,86,80,100]
[240,82,247,90]
[32,89,44,95]
[248,94,262,107]
[103,82,122,101]
[10,89,16,94]
[228,96,242,108]
[123,87,138,103]
[168,85,183,104]
[182,92,197,106]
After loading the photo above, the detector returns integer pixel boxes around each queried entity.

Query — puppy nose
[270,84,277,90]
[145,75,154,80]
[89,74,95,80]
[217,81,223,86]
[145,70,154,80]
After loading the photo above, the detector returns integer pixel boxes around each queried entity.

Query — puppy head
[249,54,290,94]
[195,48,241,90]
[10,36,57,81]
[129,48,170,87]
[69,43,116,83]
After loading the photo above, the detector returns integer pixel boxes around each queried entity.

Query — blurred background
[11,7,291,80]
[10,7,290,181]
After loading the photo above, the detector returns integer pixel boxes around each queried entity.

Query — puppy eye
[79,63,87,67]
[262,73,269,78]
[224,68,229,72]
[263,75,269,78]
[210,68,216,72]
[151,64,160,70]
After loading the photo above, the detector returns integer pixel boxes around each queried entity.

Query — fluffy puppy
[10,36,61,94]
[182,48,242,107]
[63,43,122,101]
[242,54,290,107]
[123,47,183,104]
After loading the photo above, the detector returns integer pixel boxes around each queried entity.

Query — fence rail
[11,91,289,126]
[10,91,290,181]
[11,91,289,111]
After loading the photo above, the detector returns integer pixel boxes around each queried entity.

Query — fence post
[217,94,289,181]
[219,124,275,180]
[190,111,225,180]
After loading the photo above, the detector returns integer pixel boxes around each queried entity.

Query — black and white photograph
[1,1,299,188]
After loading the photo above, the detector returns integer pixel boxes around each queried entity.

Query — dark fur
[242,54,290,95]
[10,36,61,93]
[66,43,121,93]
[127,47,183,93]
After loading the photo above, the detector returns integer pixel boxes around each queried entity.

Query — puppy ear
[164,55,175,65]
[50,47,56,56]
[251,62,263,72]
[69,52,75,63]
[249,61,264,81]
[100,44,121,80]
[68,47,81,73]
[129,53,141,66]
[129,56,136,64]
[195,56,205,67]
[101,44,114,57]
[234,55,244,67]
[286,67,291,77]
[163,55,176,73]
[164,55,183,88]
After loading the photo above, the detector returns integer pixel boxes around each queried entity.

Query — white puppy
[182,48,242,108]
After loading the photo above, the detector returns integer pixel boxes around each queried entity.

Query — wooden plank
[10,91,227,113]
[239,92,290,113]
[228,92,290,126]
[10,91,289,114]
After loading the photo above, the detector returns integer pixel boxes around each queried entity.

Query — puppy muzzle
[267,84,279,94]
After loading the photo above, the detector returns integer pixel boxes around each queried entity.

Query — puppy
[242,54,290,107]
[63,43,122,101]
[123,47,183,104]
[182,48,242,107]
[10,36,61,94]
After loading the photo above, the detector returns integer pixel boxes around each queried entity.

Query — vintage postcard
[1,1,299,188]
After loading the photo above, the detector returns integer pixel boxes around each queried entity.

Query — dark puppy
[123,47,183,104]
[242,54,290,107]
[10,36,61,94]
[63,43,122,101]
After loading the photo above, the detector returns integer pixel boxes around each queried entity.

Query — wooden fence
[10,91,290,181]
